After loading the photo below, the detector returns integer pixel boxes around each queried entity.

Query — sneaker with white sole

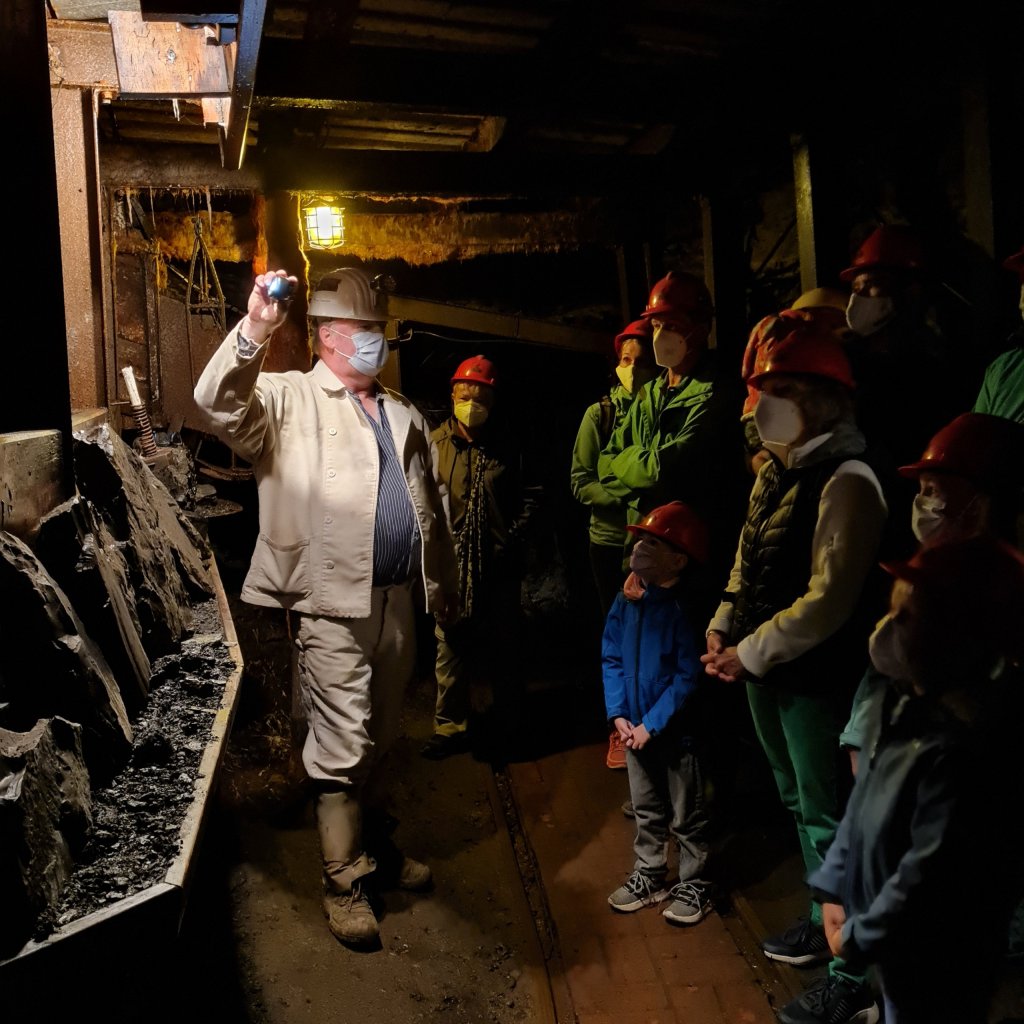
[776,974,880,1024]
[761,917,831,965]
[607,870,668,912]
[662,880,713,925]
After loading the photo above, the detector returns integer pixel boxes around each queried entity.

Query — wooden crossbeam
[109,11,231,98]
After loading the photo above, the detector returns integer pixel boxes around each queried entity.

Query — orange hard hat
[627,501,710,564]
[451,354,497,388]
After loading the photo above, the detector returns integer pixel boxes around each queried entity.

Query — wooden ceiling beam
[253,38,721,125]
[97,140,685,200]
[258,146,683,199]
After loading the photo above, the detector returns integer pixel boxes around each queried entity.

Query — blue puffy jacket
[602,582,701,739]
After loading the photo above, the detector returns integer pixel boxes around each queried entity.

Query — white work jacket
[193,327,456,619]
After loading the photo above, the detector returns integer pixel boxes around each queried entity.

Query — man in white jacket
[194,266,457,949]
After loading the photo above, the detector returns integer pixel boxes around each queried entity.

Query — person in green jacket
[597,271,741,598]
[571,317,655,769]
[603,271,746,814]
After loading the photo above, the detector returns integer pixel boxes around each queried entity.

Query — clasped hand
[700,631,747,682]
[613,717,650,751]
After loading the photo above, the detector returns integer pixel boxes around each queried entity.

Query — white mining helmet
[307,267,384,321]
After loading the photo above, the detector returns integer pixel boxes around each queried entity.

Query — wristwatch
[236,324,261,356]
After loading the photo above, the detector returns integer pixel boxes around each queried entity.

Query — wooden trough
[0,557,242,992]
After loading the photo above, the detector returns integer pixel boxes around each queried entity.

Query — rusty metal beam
[219,0,267,170]
[47,20,119,89]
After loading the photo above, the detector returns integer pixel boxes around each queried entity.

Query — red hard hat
[898,412,1024,491]
[641,271,714,325]
[451,354,497,388]
[1002,245,1024,282]
[627,501,710,564]
[740,304,852,416]
[881,535,1024,658]
[614,317,653,357]
[839,225,926,282]
[747,323,856,391]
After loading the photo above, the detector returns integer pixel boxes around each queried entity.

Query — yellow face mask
[454,400,489,428]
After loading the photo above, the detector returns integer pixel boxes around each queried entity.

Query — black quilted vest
[731,454,878,693]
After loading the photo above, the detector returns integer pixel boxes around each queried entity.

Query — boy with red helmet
[603,502,715,926]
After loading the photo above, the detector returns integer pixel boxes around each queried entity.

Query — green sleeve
[599,384,725,497]
[597,386,648,499]
[570,403,622,508]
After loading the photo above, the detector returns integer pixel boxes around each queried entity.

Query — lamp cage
[303,203,345,249]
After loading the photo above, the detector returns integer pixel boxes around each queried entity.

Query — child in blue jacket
[604,501,712,925]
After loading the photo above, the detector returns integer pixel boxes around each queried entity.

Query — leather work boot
[322,875,379,947]
[316,787,381,947]
[396,855,432,891]
[364,807,433,892]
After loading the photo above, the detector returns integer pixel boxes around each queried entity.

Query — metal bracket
[184,216,226,383]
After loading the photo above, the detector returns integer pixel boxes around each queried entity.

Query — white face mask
[615,364,653,395]
[911,492,947,542]
[846,293,896,337]
[652,326,688,369]
[753,392,804,446]
[628,536,685,587]
[328,326,389,376]
[453,399,489,428]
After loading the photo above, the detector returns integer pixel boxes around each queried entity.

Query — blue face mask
[328,326,389,376]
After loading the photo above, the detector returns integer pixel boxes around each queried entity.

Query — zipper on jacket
[633,599,644,722]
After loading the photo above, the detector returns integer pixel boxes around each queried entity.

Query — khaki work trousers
[295,581,416,789]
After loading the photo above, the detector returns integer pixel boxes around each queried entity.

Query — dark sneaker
[777,975,880,1024]
[607,870,668,912]
[662,880,713,925]
[761,917,831,965]
[420,732,470,760]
